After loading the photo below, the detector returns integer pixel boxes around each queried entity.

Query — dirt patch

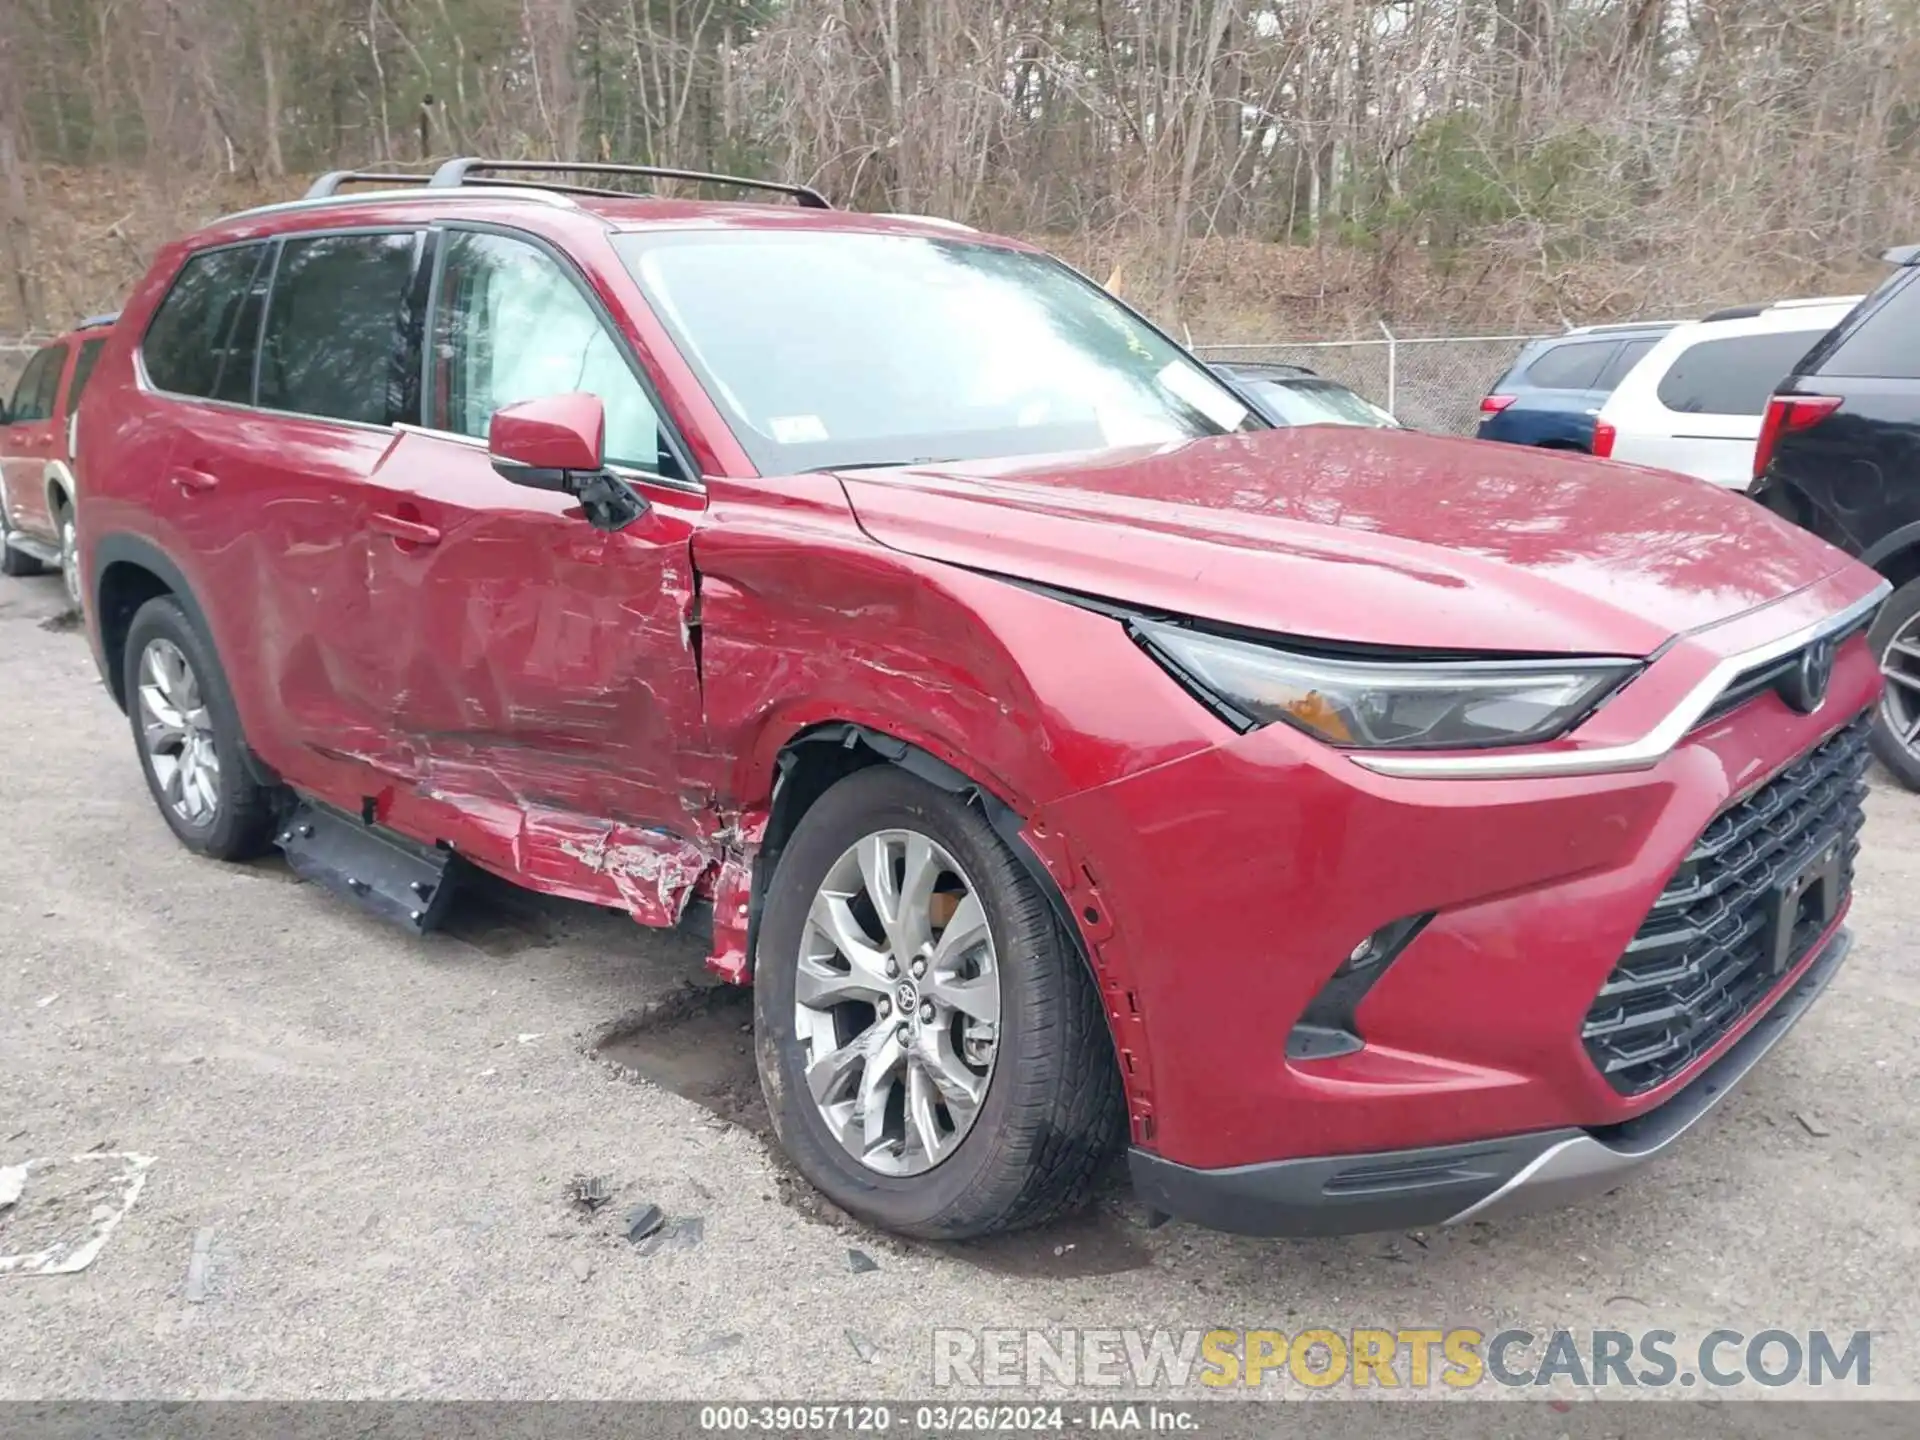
[37,608,82,633]
[593,984,767,1134]
[591,988,1152,1273]
[934,1181,1150,1278]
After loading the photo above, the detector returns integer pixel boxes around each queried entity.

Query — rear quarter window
[1813,271,1920,379]
[1596,337,1658,391]
[1522,340,1616,390]
[143,243,271,398]
[8,344,66,422]
[1655,330,1824,416]
[65,338,107,411]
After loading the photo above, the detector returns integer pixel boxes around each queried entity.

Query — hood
[834,428,1854,656]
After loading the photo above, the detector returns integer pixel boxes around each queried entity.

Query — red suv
[75,161,1887,1239]
[2,314,115,607]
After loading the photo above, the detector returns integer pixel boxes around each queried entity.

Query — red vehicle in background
[1,314,115,608]
[71,161,1886,1239]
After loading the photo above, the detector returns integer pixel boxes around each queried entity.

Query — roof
[216,184,1004,248]
[1701,295,1864,323]
[215,157,988,245]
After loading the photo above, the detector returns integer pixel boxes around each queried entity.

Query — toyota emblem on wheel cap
[1781,637,1837,715]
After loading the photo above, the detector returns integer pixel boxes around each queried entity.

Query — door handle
[369,511,442,546]
[170,467,220,494]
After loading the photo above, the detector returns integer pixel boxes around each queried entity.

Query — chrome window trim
[1351,581,1892,780]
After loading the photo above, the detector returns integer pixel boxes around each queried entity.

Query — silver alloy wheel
[793,829,1001,1176]
[1884,615,1920,761]
[59,516,80,610]
[137,637,221,826]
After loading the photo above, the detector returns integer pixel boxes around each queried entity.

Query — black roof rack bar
[304,171,434,199]
[428,158,832,209]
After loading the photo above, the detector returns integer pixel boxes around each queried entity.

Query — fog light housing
[1287,915,1433,1061]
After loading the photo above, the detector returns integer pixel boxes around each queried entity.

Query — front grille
[1695,614,1874,727]
[1581,712,1871,1096]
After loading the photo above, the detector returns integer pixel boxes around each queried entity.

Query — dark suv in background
[1477,321,1674,451]
[1751,246,1920,789]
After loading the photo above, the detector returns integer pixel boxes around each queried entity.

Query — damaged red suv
[76,161,1886,1239]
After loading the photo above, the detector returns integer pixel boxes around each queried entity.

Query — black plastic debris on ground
[634,1214,704,1257]
[623,1203,665,1244]
[568,1174,614,1213]
[846,1248,878,1274]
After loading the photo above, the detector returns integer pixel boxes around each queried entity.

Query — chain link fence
[1194,331,1548,436]
[0,328,1544,439]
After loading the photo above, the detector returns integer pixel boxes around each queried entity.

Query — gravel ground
[0,570,1915,1401]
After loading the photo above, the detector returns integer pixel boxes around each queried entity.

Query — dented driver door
[352,224,717,922]
[358,425,711,918]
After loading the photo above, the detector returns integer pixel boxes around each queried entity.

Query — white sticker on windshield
[1158,362,1248,431]
[769,415,830,444]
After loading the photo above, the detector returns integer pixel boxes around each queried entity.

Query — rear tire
[122,596,278,859]
[754,765,1124,1239]
[0,506,45,577]
[1869,577,1920,791]
[56,505,81,612]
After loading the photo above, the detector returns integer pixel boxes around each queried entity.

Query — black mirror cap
[490,458,574,492]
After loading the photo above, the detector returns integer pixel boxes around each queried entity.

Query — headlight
[1133,620,1639,750]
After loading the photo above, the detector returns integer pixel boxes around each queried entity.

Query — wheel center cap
[896,980,918,1014]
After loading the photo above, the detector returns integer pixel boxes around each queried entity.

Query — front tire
[1870,576,1920,791]
[754,765,1124,1239]
[122,596,277,859]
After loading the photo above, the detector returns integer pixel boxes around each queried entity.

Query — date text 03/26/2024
[698,1405,1197,1432]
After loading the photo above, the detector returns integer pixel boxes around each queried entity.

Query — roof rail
[76,311,120,330]
[304,171,434,199]
[427,157,832,210]
[1567,319,1679,335]
[1883,244,1920,266]
[228,185,579,222]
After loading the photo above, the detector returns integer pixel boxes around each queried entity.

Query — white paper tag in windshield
[1158,362,1247,431]
[769,414,830,444]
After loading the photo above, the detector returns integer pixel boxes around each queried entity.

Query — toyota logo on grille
[1780,637,1837,715]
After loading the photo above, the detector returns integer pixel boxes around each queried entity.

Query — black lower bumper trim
[1130,928,1852,1237]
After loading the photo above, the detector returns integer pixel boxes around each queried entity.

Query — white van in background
[1593,297,1860,488]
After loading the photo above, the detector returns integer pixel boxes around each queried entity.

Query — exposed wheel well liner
[759,722,1094,990]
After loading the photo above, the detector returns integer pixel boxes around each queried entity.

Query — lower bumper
[1129,929,1851,1237]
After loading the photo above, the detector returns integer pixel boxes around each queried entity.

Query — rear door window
[258,232,422,425]
[1596,338,1657,391]
[143,244,271,399]
[1655,330,1824,416]
[1523,340,1617,390]
[1815,272,1920,379]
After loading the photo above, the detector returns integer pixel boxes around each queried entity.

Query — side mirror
[488,392,607,485]
[487,392,646,531]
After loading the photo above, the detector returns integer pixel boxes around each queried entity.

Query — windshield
[1241,377,1399,428]
[617,231,1258,473]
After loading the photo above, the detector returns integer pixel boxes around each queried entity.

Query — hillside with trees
[0,0,1909,336]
